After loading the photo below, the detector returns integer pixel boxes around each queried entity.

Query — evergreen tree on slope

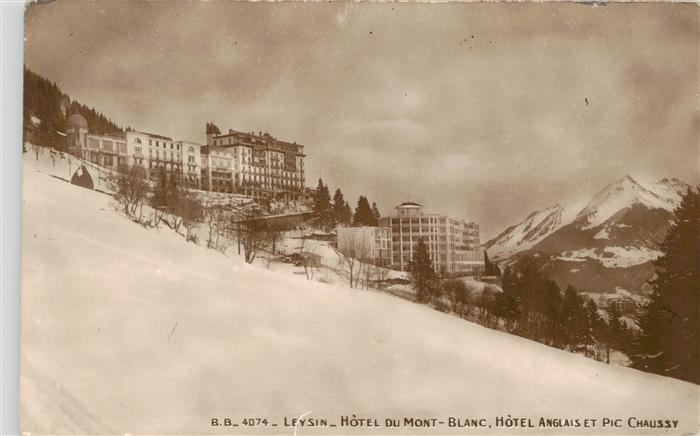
[409,238,436,303]
[633,187,699,383]
[332,189,349,226]
[313,178,332,230]
[352,196,376,226]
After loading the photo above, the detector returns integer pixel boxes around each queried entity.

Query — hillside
[20,153,698,434]
[23,67,123,147]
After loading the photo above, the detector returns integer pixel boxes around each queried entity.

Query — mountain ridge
[485,176,692,295]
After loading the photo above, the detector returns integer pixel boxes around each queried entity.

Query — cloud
[24,2,699,238]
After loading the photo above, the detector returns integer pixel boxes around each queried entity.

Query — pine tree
[632,187,699,383]
[343,201,352,225]
[312,179,332,230]
[583,299,601,357]
[332,189,349,226]
[560,285,586,351]
[633,288,668,372]
[600,303,627,364]
[408,238,436,303]
[538,279,563,347]
[352,196,376,226]
[484,250,499,276]
[493,266,520,331]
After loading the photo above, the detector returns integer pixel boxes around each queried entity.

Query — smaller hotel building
[336,227,392,267]
[337,202,484,276]
[378,202,484,276]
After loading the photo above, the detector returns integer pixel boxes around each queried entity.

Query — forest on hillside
[23,67,123,149]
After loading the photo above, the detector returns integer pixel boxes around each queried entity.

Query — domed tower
[66,113,88,156]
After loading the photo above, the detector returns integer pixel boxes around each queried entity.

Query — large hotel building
[66,114,306,200]
[338,202,484,276]
[204,124,305,198]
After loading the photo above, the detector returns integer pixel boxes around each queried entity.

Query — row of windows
[390,217,448,225]
[393,254,450,263]
[86,138,127,154]
[148,161,182,171]
[148,139,180,150]
[387,217,477,228]
[393,235,449,241]
[148,149,181,161]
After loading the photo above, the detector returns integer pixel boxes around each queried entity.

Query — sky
[24,1,699,239]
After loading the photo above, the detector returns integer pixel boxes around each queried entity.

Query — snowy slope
[20,155,698,434]
[648,177,692,210]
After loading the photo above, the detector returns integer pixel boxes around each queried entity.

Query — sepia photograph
[17,1,699,434]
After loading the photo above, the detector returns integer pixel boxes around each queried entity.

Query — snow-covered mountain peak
[576,175,672,230]
[486,175,690,262]
[486,175,690,294]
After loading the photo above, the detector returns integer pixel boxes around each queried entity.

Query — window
[135,146,142,156]
[135,138,142,144]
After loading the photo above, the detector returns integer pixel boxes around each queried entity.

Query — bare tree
[373,264,391,290]
[295,228,316,281]
[203,201,227,249]
[203,200,216,247]
[337,233,371,289]
[303,257,315,281]
[178,193,204,242]
[31,144,43,161]
[441,279,470,314]
[232,205,269,264]
[111,164,149,222]
[267,222,287,256]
